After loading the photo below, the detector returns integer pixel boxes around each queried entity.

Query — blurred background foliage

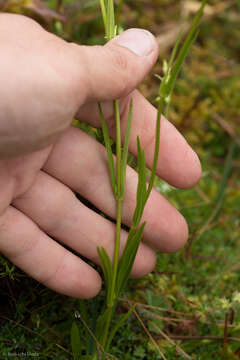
[0,0,240,359]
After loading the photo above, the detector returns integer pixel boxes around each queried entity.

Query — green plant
[71,0,207,358]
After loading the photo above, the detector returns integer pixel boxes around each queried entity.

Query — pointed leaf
[168,27,184,69]
[97,246,113,306]
[132,137,147,226]
[95,307,113,345]
[116,222,146,295]
[166,0,207,97]
[98,103,117,196]
[107,0,115,40]
[99,0,107,33]
[121,99,133,198]
[105,304,136,351]
[71,321,83,359]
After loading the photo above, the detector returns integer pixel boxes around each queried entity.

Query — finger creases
[13,171,157,279]
[70,29,159,106]
[43,126,189,253]
[77,90,202,189]
[0,205,101,298]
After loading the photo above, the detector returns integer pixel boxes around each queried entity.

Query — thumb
[68,29,159,106]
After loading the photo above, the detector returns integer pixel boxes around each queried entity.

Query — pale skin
[0,14,201,299]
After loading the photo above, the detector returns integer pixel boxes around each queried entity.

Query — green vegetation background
[0,0,239,359]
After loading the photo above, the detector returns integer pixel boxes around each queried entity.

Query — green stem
[111,199,122,299]
[101,307,114,350]
[110,100,122,300]
[145,97,164,202]
[101,198,122,349]
[116,0,124,21]
[115,100,122,198]
[101,99,123,349]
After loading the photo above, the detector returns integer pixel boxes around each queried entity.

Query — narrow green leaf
[116,0,124,22]
[98,103,117,196]
[133,137,143,223]
[105,304,136,351]
[99,0,107,34]
[145,97,164,203]
[136,148,147,224]
[120,99,133,198]
[96,307,113,345]
[78,300,88,323]
[97,246,113,305]
[114,99,122,200]
[139,147,147,205]
[166,0,207,98]
[116,222,146,295]
[71,321,82,360]
[107,0,115,40]
[132,137,147,226]
[168,27,184,70]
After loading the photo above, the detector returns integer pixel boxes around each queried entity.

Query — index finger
[77,89,201,189]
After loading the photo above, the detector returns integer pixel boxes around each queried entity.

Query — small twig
[119,298,192,316]
[156,335,240,342]
[55,343,72,355]
[195,184,211,203]
[142,308,197,324]
[185,229,198,260]
[150,321,192,360]
[223,312,229,352]
[213,114,240,147]
[133,308,167,360]
[229,309,235,325]
[56,0,63,12]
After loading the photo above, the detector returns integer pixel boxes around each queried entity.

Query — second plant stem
[111,100,122,300]
[102,99,122,348]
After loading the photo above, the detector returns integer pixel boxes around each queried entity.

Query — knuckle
[108,47,135,97]
[168,215,189,252]
[41,253,66,286]
[111,46,129,72]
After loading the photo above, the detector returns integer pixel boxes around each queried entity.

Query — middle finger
[43,126,188,253]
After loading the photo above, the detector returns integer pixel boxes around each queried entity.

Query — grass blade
[107,0,115,40]
[98,103,117,196]
[105,304,136,351]
[120,99,133,198]
[145,97,164,203]
[166,0,207,98]
[97,246,113,306]
[132,137,147,226]
[164,28,199,118]
[99,0,107,34]
[71,321,83,359]
[116,222,146,295]
[168,27,184,70]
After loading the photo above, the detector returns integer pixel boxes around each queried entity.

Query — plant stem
[101,99,123,349]
[111,100,122,301]
[145,97,164,203]
[101,307,113,350]
[111,199,122,300]
[115,100,122,199]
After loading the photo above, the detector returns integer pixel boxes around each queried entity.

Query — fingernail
[114,28,155,56]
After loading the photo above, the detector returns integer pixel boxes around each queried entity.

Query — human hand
[0,14,201,298]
